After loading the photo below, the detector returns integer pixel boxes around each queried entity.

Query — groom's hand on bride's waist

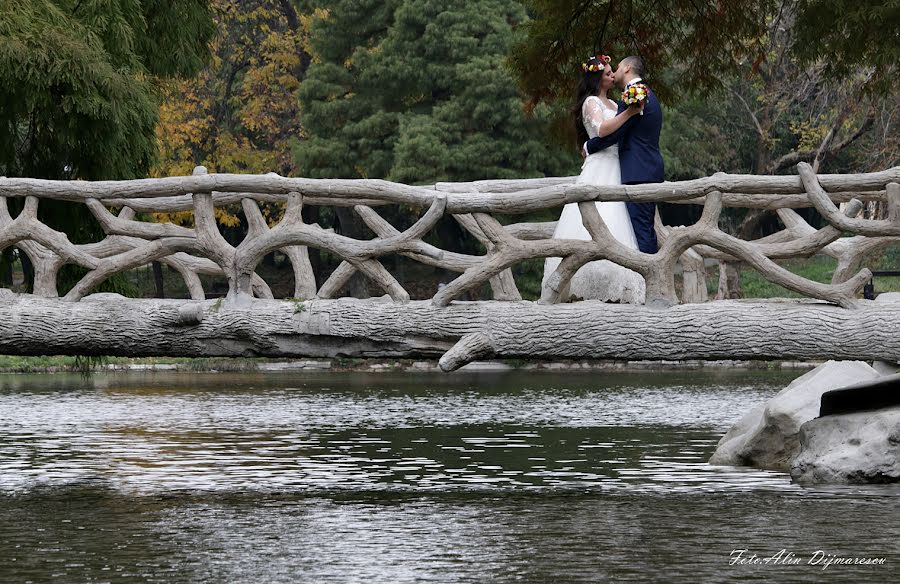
[584,134,614,156]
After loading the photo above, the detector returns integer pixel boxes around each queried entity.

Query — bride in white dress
[542,54,646,304]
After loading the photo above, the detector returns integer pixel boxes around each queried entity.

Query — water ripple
[0,369,854,497]
[2,370,900,583]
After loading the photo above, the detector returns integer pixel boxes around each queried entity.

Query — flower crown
[581,54,611,73]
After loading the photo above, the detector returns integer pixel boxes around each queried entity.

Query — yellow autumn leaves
[151,0,314,228]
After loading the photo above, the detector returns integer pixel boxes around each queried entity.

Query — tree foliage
[292,0,578,299]
[511,0,897,107]
[154,0,311,180]
[720,8,881,177]
[152,0,312,228]
[295,0,575,183]
[0,0,215,180]
[511,0,772,105]
[792,0,899,89]
[0,0,214,293]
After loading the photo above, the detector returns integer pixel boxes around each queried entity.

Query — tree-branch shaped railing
[2,163,897,307]
[1,163,899,369]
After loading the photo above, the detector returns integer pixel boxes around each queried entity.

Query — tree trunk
[152,261,165,298]
[716,260,744,300]
[20,253,34,294]
[1,295,898,371]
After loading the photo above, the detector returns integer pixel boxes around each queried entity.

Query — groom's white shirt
[581,77,644,157]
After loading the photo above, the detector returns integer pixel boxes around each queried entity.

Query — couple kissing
[542,54,664,305]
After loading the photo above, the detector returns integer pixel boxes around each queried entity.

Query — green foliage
[511,0,773,105]
[292,0,579,297]
[650,8,893,182]
[0,0,213,293]
[0,354,79,372]
[511,0,896,107]
[793,0,899,92]
[0,0,214,180]
[511,258,545,301]
[139,0,219,78]
[72,355,107,377]
[295,0,576,183]
[660,98,741,181]
[1,0,149,179]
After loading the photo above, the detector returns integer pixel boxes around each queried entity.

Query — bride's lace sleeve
[582,97,605,135]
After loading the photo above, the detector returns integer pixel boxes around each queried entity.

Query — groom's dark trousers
[584,88,664,254]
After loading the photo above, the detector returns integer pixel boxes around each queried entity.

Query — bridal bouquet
[622,83,649,115]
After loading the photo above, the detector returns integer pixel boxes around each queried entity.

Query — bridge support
[1,292,898,372]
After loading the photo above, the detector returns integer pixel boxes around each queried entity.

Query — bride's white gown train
[542,95,646,304]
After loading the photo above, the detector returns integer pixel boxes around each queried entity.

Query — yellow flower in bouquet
[622,83,649,114]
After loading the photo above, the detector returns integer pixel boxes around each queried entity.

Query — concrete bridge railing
[1,163,899,370]
[2,162,898,308]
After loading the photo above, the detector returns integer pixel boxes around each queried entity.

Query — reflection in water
[1,369,898,583]
[0,370,795,495]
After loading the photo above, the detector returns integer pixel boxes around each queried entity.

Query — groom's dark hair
[621,56,644,78]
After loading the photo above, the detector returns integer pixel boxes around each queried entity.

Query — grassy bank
[0,354,827,375]
[706,252,900,298]
[0,355,270,374]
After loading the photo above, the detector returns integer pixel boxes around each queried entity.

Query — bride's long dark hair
[572,55,607,147]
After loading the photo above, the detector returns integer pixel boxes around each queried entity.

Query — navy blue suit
[585,85,664,253]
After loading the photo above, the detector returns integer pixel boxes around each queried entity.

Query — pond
[1,368,897,582]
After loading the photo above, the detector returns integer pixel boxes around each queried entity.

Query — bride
[542,54,646,304]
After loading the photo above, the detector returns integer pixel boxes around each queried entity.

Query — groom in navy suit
[583,56,664,254]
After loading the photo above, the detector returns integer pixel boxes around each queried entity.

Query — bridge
[1,163,899,371]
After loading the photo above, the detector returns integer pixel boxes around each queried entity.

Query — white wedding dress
[542,95,646,304]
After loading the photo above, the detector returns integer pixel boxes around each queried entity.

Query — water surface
[1,369,897,582]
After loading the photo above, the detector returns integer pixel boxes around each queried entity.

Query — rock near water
[709,360,881,471]
[791,406,900,484]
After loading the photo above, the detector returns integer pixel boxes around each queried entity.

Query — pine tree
[294,0,574,183]
[293,0,576,299]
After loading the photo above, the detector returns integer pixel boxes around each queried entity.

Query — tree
[151,0,313,232]
[0,0,214,291]
[295,0,576,298]
[0,0,214,180]
[708,7,884,298]
[511,0,773,105]
[154,0,311,180]
[295,0,573,183]
[511,0,897,106]
[653,11,889,298]
[792,0,900,90]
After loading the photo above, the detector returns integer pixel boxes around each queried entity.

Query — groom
[583,56,664,254]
